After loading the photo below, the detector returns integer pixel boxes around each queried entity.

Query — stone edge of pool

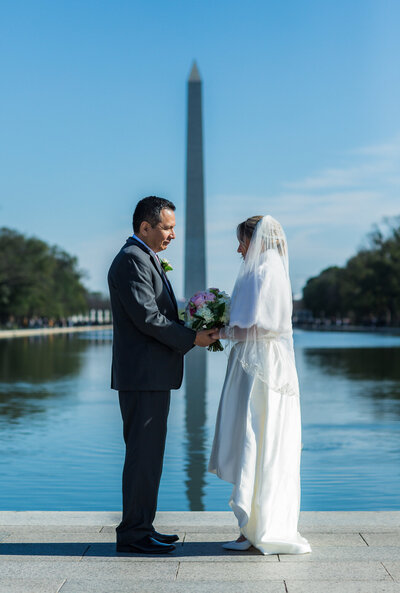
[1,511,400,530]
[0,325,113,339]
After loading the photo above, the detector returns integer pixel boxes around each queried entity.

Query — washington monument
[184,62,207,510]
[184,61,206,299]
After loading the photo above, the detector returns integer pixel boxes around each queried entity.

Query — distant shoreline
[0,325,113,339]
[2,324,400,340]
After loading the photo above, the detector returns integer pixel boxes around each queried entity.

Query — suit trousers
[116,390,171,544]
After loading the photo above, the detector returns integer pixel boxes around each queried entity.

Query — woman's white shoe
[222,539,251,551]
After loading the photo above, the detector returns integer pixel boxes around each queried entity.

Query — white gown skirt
[208,343,311,555]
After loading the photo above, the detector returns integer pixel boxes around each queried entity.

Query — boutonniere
[160,258,173,272]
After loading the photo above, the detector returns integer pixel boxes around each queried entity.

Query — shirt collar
[132,234,158,259]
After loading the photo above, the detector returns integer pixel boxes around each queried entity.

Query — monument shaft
[184,63,207,510]
[184,63,206,299]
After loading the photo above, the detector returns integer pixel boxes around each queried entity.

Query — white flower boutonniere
[160,258,173,272]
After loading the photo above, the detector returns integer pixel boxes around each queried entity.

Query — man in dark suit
[108,196,215,554]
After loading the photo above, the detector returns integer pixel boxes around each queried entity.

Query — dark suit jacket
[108,237,196,391]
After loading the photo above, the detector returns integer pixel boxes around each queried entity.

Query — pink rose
[192,292,206,308]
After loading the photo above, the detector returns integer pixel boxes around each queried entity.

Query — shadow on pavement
[0,541,263,558]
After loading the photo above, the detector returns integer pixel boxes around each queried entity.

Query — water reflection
[0,335,87,422]
[0,387,57,422]
[305,348,400,404]
[184,348,207,510]
[0,335,86,383]
[305,348,400,383]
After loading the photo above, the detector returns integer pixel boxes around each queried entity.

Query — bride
[208,215,311,555]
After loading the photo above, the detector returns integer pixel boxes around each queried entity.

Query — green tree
[0,228,88,325]
[303,266,351,319]
[302,217,400,325]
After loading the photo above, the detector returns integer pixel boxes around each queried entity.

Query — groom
[108,196,215,554]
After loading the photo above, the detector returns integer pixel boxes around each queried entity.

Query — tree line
[302,217,400,326]
[0,227,109,327]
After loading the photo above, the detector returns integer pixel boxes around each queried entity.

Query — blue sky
[1,0,399,298]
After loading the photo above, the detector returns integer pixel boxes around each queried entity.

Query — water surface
[0,329,399,511]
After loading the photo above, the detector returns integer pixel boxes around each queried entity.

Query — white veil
[225,215,299,397]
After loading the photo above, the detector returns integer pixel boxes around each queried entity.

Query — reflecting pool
[0,329,399,510]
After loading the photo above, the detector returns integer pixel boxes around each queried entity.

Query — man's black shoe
[152,531,179,544]
[116,535,175,554]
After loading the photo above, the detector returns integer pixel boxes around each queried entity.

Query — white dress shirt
[132,234,156,255]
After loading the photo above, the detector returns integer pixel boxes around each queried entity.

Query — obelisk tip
[189,61,201,82]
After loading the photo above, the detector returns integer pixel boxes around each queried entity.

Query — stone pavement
[0,511,400,593]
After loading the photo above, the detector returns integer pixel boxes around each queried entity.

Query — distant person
[108,196,215,554]
[209,215,312,555]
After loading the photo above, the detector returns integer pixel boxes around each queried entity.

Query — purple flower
[204,291,216,302]
[192,292,207,308]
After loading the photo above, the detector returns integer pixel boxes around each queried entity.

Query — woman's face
[237,237,250,259]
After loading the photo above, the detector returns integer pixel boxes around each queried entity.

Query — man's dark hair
[132,196,176,233]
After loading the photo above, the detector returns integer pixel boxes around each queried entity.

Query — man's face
[140,208,176,253]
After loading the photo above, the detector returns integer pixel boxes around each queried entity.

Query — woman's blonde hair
[236,216,263,244]
[237,215,286,255]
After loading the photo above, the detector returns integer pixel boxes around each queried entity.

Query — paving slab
[361,533,400,546]
[176,560,392,581]
[0,541,88,560]
[278,546,400,562]
[59,579,286,593]
[382,562,400,582]
[3,531,112,543]
[0,578,65,593]
[155,511,238,528]
[0,559,179,580]
[298,512,400,533]
[0,560,81,580]
[285,582,400,593]
[3,525,103,534]
[300,533,367,546]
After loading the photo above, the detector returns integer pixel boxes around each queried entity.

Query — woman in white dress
[208,215,311,555]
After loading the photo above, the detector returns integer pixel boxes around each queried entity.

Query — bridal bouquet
[184,288,230,352]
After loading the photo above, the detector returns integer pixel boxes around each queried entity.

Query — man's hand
[194,329,217,348]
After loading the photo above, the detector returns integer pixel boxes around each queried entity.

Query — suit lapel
[162,272,178,311]
[149,252,178,312]
[128,237,178,312]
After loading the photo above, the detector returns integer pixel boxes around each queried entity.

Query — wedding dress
[208,216,311,555]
